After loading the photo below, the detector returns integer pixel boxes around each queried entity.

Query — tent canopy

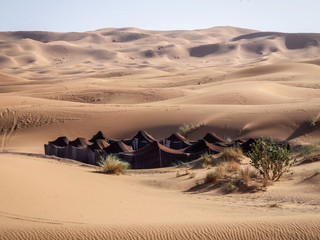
[89,131,108,143]
[131,130,157,142]
[165,132,189,142]
[88,139,110,150]
[69,137,88,148]
[104,141,132,154]
[184,139,224,154]
[202,132,227,144]
[49,136,69,146]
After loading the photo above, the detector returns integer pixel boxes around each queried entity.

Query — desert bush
[247,138,295,181]
[239,166,259,183]
[308,114,317,127]
[205,168,223,183]
[299,144,319,156]
[189,172,197,178]
[224,161,241,173]
[172,161,190,168]
[220,147,244,162]
[99,154,130,175]
[301,152,320,164]
[178,123,204,137]
[222,182,238,193]
[201,152,215,167]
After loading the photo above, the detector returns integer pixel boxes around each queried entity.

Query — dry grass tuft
[99,155,130,175]
[205,169,223,183]
[224,161,241,173]
[222,182,238,194]
[201,152,215,167]
[219,147,244,162]
[239,166,259,183]
[189,172,197,178]
[201,162,263,194]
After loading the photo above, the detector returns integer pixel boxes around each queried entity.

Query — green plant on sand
[178,123,204,137]
[99,154,130,175]
[247,138,295,182]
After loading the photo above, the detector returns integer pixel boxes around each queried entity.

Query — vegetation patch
[219,147,244,162]
[308,114,317,127]
[247,138,295,183]
[201,152,216,167]
[99,154,130,175]
[298,142,320,164]
[178,123,204,137]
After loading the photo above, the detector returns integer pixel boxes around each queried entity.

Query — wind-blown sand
[0,26,320,239]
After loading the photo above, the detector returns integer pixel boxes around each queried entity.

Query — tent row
[44,130,257,169]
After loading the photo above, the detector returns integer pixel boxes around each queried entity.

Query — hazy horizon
[1,0,319,33]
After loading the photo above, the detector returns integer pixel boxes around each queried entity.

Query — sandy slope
[0,153,319,239]
[0,26,320,238]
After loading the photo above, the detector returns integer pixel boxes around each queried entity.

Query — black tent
[184,139,224,160]
[239,138,257,153]
[202,133,228,146]
[44,136,70,158]
[161,132,191,150]
[104,141,132,154]
[89,131,108,143]
[119,141,189,169]
[88,139,110,165]
[66,137,88,162]
[123,130,158,150]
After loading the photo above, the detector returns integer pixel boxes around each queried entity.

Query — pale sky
[0,0,319,33]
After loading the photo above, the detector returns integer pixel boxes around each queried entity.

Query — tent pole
[159,149,162,168]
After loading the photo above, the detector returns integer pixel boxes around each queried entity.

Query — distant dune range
[0,26,320,153]
[1,26,320,239]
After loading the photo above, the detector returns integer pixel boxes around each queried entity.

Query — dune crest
[1,26,320,239]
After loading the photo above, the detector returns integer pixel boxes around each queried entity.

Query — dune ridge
[1,26,320,239]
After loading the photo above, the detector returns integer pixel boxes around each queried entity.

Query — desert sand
[0,26,320,239]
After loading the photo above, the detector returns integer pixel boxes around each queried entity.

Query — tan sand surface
[0,26,320,239]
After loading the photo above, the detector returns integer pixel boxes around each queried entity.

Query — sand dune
[1,26,320,238]
[0,153,319,239]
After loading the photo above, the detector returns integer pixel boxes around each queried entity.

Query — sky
[0,0,319,33]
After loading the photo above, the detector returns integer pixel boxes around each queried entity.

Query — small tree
[247,138,295,182]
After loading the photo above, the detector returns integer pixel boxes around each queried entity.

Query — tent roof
[49,136,69,146]
[240,138,257,152]
[104,141,132,153]
[88,139,110,150]
[184,139,224,153]
[69,137,88,148]
[131,130,157,142]
[89,131,108,143]
[233,138,247,144]
[202,132,227,144]
[165,132,189,142]
[122,141,184,156]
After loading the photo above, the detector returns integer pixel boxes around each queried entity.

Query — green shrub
[247,138,295,181]
[99,154,130,175]
[308,114,317,127]
[178,123,204,137]
[299,143,320,156]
